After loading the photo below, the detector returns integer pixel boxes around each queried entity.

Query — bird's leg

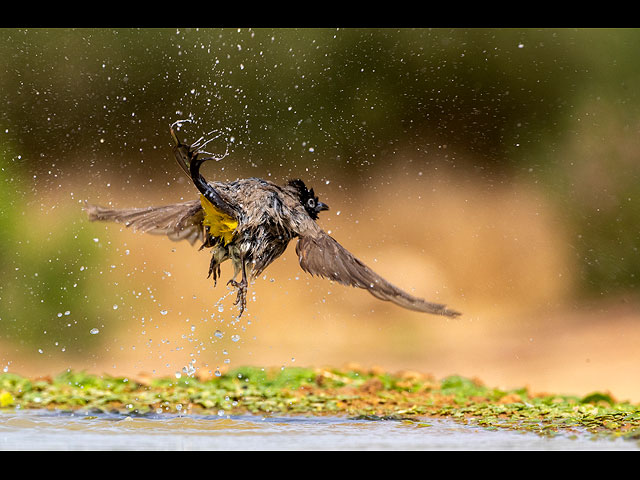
[227,261,248,317]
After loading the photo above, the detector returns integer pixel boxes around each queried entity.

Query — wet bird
[85,123,460,318]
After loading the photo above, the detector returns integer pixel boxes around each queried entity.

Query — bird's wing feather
[296,231,460,317]
[85,200,205,246]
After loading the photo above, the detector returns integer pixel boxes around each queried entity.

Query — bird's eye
[307,198,316,209]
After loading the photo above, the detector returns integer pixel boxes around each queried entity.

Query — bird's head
[287,179,329,220]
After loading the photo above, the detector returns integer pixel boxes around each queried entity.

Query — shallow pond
[0,410,637,450]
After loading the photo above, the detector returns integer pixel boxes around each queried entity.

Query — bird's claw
[227,279,247,317]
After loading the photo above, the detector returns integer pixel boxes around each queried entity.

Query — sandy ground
[3,163,640,402]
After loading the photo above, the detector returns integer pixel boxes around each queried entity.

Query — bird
[85,122,461,319]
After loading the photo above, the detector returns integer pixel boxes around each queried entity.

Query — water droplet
[214,369,222,377]
[113,304,118,310]
[231,334,240,342]
[160,309,167,315]
[90,328,99,335]
[214,330,224,339]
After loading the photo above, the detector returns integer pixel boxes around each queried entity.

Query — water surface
[0,410,636,450]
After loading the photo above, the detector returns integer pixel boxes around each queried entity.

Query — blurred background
[1,28,640,400]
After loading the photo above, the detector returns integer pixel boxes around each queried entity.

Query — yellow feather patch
[200,194,238,246]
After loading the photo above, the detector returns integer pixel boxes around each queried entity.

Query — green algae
[1,366,639,441]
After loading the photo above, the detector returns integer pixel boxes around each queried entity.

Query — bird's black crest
[287,179,329,220]
[287,179,313,201]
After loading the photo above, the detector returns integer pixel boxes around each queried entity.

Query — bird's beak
[317,202,329,212]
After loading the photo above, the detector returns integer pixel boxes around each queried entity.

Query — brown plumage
[84,200,204,245]
[85,122,461,318]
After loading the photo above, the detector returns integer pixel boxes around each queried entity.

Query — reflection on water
[0,410,636,450]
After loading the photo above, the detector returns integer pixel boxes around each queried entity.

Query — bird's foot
[208,258,221,287]
[227,279,247,317]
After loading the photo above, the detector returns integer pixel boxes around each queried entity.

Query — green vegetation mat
[2,366,640,441]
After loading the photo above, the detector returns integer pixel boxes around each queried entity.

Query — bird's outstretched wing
[296,231,461,317]
[85,200,205,246]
